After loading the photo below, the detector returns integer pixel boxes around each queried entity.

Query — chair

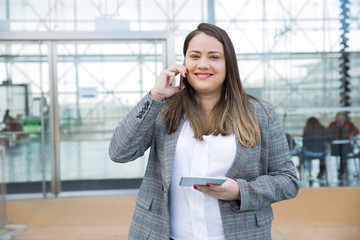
[347,136,360,181]
[300,138,328,186]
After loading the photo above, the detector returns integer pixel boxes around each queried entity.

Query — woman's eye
[210,55,220,59]
[190,55,199,59]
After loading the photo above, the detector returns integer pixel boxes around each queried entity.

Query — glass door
[55,40,166,192]
[0,42,51,196]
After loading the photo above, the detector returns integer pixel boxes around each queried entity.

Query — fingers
[194,184,223,199]
[197,187,219,199]
[151,63,186,99]
[165,71,176,86]
[194,178,240,201]
[158,64,187,87]
[168,63,187,78]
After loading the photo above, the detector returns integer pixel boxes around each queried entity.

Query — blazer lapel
[226,140,249,178]
[161,119,185,189]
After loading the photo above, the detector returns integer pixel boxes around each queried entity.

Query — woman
[302,117,329,179]
[109,23,299,240]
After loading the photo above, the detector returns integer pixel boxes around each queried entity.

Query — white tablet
[179,176,226,187]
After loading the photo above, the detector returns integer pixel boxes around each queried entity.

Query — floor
[1,187,359,240]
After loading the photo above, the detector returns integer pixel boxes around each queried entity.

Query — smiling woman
[163,23,261,148]
[185,32,226,100]
[109,23,299,240]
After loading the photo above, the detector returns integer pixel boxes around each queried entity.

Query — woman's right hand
[150,64,187,101]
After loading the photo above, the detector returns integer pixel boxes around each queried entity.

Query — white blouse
[170,120,236,240]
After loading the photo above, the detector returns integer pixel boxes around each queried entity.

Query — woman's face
[185,32,226,98]
[336,113,346,126]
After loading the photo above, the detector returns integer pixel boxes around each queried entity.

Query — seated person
[302,117,329,179]
[2,109,22,132]
[328,112,359,180]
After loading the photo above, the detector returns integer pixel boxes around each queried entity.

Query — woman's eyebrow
[208,51,223,54]
[188,50,223,54]
[188,50,201,53]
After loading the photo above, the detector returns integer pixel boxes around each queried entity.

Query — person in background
[2,109,22,132]
[328,112,359,180]
[302,117,329,179]
[109,23,299,240]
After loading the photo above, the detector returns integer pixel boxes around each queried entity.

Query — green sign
[22,119,41,133]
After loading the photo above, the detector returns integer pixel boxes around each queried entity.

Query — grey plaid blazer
[109,93,299,240]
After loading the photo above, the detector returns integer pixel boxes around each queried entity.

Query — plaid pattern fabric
[109,93,300,240]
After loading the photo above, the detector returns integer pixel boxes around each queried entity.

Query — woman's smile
[195,72,213,80]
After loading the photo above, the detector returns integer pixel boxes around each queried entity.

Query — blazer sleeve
[108,93,164,163]
[235,106,300,211]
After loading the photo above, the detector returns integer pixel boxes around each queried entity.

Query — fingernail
[206,184,210,188]
[186,68,188,73]
[184,73,186,77]
[193,185,198,190]
[170,83,172,86]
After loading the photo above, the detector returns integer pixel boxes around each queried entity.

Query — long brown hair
[162,23,260,148]
[303,117,325,137]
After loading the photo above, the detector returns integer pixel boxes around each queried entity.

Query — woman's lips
[195,73,213,79]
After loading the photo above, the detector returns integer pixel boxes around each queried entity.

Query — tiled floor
[1,187,360,240]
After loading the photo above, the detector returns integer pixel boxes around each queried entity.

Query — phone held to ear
[180,60,186,88]
[180,74,186,88]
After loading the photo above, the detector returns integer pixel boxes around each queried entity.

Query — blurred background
[0,0,359,205]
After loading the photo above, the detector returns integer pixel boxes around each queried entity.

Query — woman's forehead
[187,33,223,50]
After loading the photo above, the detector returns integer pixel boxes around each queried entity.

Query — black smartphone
[180,74,185,88]
[180,60,186,88]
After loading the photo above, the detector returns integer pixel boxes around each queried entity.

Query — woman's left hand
[194,177,240,201]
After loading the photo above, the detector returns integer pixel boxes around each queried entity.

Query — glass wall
[0,42,51,195]
[0,38,168,196]
[56,41,163,181]
[0,0,359,194]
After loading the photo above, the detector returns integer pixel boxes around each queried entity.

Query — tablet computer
[179,176,226,187]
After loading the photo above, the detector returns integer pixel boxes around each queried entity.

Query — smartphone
[180,74,185,88]
[180,60,186,88]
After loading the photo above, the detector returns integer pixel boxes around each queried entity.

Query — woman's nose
[197,57,209,69]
